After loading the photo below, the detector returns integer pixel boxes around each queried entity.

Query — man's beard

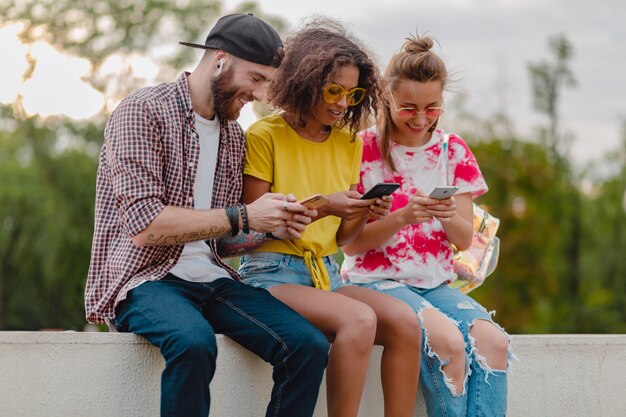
[211,68,244,121]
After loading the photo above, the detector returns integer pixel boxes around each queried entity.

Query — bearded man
[85,13,328,417]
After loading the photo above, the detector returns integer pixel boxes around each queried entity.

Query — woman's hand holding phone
[394,187,457,223]
[420,193,457,222]
[322,190,372,220]
[367,195,393,220]
[392,195,433,226]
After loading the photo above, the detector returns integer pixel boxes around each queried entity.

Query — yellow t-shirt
[245,114,363,282]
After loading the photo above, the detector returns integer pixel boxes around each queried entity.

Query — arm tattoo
[216,231,270,258]
[146,226,227,246]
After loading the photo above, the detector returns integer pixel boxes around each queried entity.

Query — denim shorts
[239,252,348,291]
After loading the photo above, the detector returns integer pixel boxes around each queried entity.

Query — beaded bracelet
[237,203,250,234]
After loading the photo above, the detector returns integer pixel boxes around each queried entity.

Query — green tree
[1,0,220,102]
[0,0,287,106]
[577,121,626,332]
[455,35,626,334]
[527,34,577,159]
[0,1,288,330]
[462,135,570,332]
[0,104,100,329]
[526,34,585,331]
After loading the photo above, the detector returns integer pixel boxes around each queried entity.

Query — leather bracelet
[225,206,239,236]
[233,205,241,236]
[224,206,233,236]
[265,232,280,240]
[237,203,250,234]
[231,205,240,236]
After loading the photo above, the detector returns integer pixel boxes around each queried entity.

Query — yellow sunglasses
[323,84,367,106]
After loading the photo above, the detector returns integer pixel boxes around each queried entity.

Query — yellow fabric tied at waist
[303,250,331,291]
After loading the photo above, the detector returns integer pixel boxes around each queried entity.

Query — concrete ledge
[1,332,625,417]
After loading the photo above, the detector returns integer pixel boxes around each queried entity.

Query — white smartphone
[428,186,459,199]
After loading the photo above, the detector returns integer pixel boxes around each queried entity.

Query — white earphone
[216,58,225,76]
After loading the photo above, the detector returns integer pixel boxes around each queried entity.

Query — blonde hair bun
[403,36,433,54]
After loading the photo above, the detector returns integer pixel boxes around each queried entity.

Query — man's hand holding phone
[248,193,317,240]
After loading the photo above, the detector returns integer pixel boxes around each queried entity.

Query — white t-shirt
[341,128,488,289]
[169,113,231,282]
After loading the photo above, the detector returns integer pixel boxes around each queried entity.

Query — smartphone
[360,182,401,200]
[298,194,330,209]
[428,186,459,199]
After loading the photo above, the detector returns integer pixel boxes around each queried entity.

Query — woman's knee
[470,320,510,369]
[379,303,421,348]
[425,322,465,359]
[440,330,466,357]
[336,303,377,349]
[422,320,466,394]
[490,329,511,356]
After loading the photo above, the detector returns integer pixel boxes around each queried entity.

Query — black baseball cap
[180,13,283,68]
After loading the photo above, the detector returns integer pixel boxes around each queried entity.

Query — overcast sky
[223,0,625,166]
[1,0,622,166]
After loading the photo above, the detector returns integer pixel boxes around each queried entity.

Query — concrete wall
[0,332,624,417]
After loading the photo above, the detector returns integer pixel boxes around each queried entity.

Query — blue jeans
[357,281,512,417]
[113,275,329,417]
[239,252,348,291]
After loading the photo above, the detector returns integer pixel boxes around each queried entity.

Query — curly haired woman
[238,19,422,417]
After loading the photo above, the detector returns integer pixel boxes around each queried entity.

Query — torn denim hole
[371,280,405,291]
[468,318,519,385]
[417,307,470,397]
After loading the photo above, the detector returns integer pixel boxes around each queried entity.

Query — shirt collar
[176,72,195,120]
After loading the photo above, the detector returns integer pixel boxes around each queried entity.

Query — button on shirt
[85,73,245,324]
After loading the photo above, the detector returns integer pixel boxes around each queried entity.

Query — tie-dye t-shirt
[341,127,488,289]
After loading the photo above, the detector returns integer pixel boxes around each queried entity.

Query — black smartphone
[360,182,401,200]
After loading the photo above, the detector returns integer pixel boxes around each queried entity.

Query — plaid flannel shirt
[85,73,244,324]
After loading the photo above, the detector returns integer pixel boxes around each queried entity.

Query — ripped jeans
[356,280,513,417]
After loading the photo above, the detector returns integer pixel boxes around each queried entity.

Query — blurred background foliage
[0,2,624,333]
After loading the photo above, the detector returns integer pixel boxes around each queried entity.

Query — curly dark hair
[268,18,380,134]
